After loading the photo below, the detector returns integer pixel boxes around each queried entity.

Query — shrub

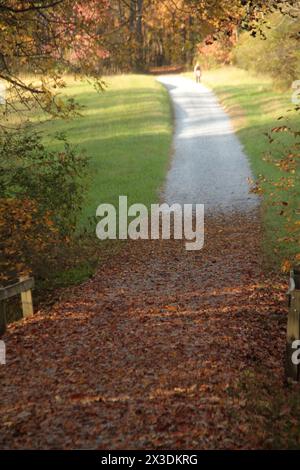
[233,13,300,89]
[251,122,300,271]
[0,129,89,282]
[0,197,60,282]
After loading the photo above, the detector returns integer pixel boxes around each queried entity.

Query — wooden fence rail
[286,269,300,382]
[0,275,34,336]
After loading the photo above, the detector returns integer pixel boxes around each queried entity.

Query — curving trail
[0,76,288,450]
[158,75,258,213]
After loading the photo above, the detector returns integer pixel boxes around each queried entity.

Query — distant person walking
[194,63,201,84]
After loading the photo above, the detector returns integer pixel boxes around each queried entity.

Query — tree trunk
[135,0,144,71]
[129,0,136,31]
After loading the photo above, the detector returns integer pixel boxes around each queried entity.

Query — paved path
[158,76,258,213]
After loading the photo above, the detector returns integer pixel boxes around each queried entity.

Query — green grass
[33,74,172,286]
[185,66,300,267]
[40,74,172,225]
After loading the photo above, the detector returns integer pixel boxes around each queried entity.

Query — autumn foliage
[0,130,88,283]
[251,121,300,271]
[0,197,59,282]
[195,31,237,69]
[0,0,110,117]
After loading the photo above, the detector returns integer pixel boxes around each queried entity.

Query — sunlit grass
[185,66,300,267]
[24,74,172,287]
[36,74,172,227]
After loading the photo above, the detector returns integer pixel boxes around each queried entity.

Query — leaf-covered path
[0,212,290,449]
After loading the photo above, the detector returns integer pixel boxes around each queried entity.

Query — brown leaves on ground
[0,211,299,449]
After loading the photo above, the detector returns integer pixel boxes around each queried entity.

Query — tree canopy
[1,0,298,119]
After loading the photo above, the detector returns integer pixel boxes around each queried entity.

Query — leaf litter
[0,211,299,449]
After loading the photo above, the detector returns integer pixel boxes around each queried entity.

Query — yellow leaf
[282,260,292,273]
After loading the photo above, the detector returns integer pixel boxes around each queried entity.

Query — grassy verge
[41,74,172,223]
[36,74,172,287]
[185,67,300,268]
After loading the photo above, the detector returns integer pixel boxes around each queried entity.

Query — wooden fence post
[286,269,300,382]
[0,299,6,336]
[0,276,34,329]
[19,275,34,318]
